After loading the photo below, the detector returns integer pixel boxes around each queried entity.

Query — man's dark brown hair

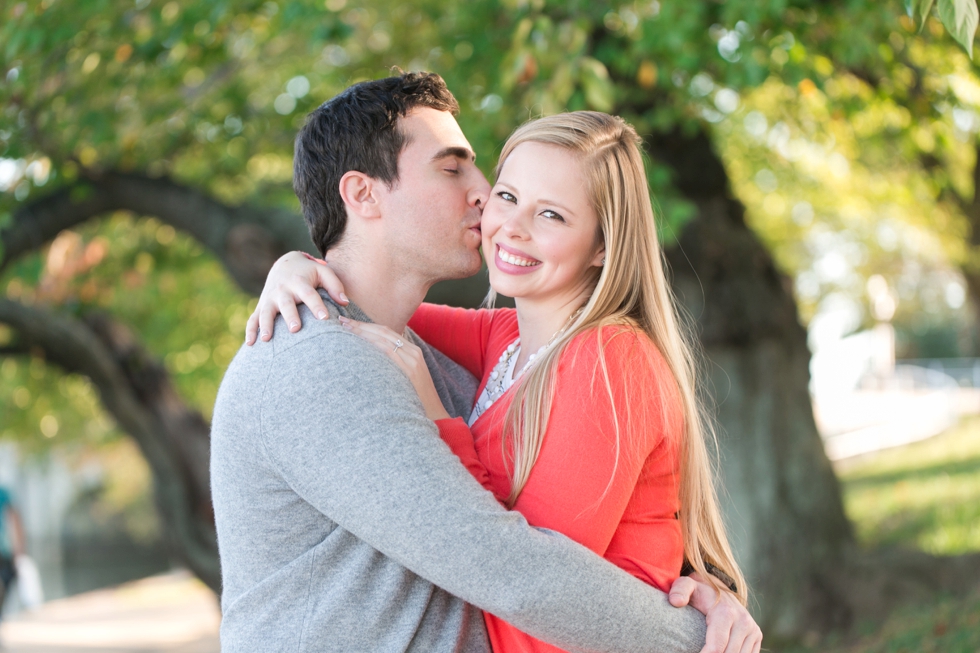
[293,71,460,255]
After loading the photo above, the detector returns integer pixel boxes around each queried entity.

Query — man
[0,486,25,618]
[214,72,760,652]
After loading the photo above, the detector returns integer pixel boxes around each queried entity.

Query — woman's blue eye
[497,191,516,202]
[541,209,565,222]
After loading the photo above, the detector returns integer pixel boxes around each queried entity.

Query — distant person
[0,487,26,618]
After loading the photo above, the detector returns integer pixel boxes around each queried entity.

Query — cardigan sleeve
[511,326,683,557]
[408,303,496,381]
[435,417,494,490]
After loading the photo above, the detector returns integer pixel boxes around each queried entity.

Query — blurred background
[0,0,978,651]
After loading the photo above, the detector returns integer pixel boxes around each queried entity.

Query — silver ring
[392,339,404,353]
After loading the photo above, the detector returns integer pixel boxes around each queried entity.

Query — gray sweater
[211,298,707,652]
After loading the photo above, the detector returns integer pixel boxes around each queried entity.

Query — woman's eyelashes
[495,190,565,222]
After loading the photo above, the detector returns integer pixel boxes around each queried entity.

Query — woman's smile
[495,243,542,273]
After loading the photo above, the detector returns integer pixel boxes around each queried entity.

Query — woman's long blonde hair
[490,111,747,604]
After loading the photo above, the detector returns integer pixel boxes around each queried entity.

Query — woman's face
[482,141,605,308]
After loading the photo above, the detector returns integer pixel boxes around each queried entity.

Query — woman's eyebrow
[431,146,476,162]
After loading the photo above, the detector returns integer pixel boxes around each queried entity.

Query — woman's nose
[500,211,529,238]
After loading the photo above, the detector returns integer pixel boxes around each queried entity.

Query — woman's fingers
[245,310,260,345]
[341,318,412,366]
[314,261,349,307]
[244,250,346,344]
[341,319,450,422]
[344,323,412,376]
[340,319,399,342]
[276,289,305,334]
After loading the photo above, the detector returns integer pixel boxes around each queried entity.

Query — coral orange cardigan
[409,304,685,653]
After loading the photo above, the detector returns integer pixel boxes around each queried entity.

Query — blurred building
[809,277,980,460]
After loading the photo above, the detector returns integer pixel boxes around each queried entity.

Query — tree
[2,0,978,640]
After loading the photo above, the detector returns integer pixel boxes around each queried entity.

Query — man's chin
[436,253,484,282]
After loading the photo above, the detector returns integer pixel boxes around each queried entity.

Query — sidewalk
[0,571,219,653]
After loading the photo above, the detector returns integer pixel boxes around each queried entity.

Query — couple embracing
[211,71,763,653]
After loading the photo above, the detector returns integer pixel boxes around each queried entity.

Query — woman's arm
[435,418,494,490]
[243,251,500,382]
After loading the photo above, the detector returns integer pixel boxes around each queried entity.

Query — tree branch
[966,141,980,248]
[0,298,219,592]
[0,171,316,294]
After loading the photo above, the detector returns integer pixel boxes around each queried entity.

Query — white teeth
[498,248,539,267]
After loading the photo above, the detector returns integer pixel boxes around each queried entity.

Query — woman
[249,111,752,652]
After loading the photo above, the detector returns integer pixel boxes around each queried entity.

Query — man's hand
[668,574,762,653]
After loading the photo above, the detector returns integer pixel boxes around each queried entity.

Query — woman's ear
[591,245,606,268]
[338,171,382,221]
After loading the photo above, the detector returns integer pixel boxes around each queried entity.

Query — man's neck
[325,248,429,333]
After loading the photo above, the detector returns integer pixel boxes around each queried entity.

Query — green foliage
[713,21,980,348]
[0,215,254,451]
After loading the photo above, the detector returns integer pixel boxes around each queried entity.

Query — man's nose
[469,173,491,209]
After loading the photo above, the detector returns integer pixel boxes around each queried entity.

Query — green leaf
[938,0,979,57]
[905,0,919,18]
[919,0,937,31]
[580,57,614,112]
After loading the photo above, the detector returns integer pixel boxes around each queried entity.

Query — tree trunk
[650,127,980,641]
[950,143,980,325]
[0,299,220,592]
[647,129,856,639]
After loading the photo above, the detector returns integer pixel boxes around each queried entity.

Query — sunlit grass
[836,414,980,555]
[783,416,980,652]
[784,589,980,653]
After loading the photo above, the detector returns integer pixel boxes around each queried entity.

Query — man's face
[375,107,490,283]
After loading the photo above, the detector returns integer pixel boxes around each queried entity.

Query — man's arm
[261,326,707,653]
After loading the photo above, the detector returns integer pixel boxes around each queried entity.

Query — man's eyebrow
[431,146,476,162]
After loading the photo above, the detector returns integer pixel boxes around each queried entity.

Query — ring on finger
[391,339,404,353]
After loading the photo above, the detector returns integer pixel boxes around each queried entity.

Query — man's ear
[338,171,382,220]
